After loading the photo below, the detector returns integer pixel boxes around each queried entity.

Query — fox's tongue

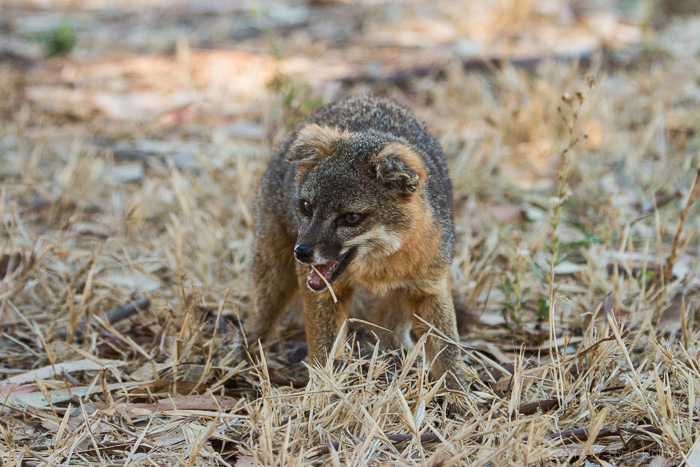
[308,258,338,289]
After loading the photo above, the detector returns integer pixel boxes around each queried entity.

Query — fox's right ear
[286,123,347,163]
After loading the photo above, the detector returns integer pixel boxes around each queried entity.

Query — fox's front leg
[408,274,469,391]
[297,271,350,366]
[247,222,298,345]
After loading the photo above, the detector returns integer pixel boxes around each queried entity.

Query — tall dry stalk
[652,153,700,317]
[547,80,595,322]
[663,155,700,284]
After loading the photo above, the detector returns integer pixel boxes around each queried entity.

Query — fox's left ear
[370,142,426,194]
[286,123,347,163]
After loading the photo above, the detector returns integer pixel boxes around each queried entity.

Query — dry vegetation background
[2,0,700,465]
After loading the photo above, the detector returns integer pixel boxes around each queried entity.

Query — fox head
[286,123,427,291]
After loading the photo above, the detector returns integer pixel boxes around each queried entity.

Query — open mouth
[306,248,356,292]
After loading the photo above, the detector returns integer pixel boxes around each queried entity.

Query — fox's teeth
[313,258,340,279]
[306,251,352,293]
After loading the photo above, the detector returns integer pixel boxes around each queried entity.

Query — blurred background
[1,0,693,137]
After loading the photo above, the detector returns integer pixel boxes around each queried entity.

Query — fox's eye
[300,200,313,216]
[339,212,364,226]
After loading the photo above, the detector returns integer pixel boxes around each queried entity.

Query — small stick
[101,298,150,328]
[310,265,338,303]
[515,398,560,416]
[56,298,151,339]
[543,425,662,443]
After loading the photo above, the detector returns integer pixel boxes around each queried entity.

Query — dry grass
[2,6,700,465]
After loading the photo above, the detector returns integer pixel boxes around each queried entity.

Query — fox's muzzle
[294,244,314,263]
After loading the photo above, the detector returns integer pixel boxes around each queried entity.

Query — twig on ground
[515,398,560,416]
[543,425,663,443]
[55,298,151,340]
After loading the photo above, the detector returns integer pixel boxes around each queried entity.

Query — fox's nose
[294,244,314,263]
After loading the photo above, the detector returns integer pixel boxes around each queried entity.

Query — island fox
[248,95,468,390]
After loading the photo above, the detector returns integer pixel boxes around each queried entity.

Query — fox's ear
[370,142,426,194]
[286,123,347,163]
